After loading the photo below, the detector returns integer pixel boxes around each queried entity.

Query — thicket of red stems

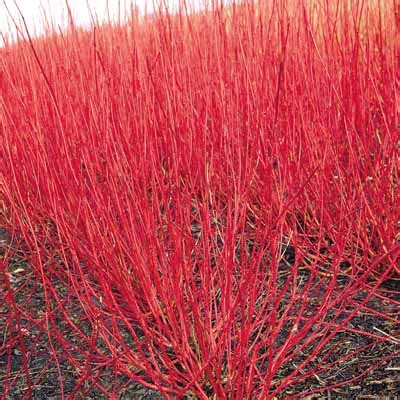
[0,0,399,398]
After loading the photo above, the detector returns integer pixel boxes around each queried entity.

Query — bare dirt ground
[1,227,399,399]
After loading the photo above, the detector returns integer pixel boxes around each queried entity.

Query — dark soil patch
[1,227,399,399]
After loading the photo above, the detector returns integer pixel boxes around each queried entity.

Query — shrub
[0,1,398,398]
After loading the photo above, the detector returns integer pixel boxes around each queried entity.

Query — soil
[1,227,399,399]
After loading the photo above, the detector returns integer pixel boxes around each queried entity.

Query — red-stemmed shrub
[0,1,399,398]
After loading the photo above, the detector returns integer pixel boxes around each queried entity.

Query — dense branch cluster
[0,1,399,398]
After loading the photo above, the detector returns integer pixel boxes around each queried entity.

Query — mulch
[1,227,399,399]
